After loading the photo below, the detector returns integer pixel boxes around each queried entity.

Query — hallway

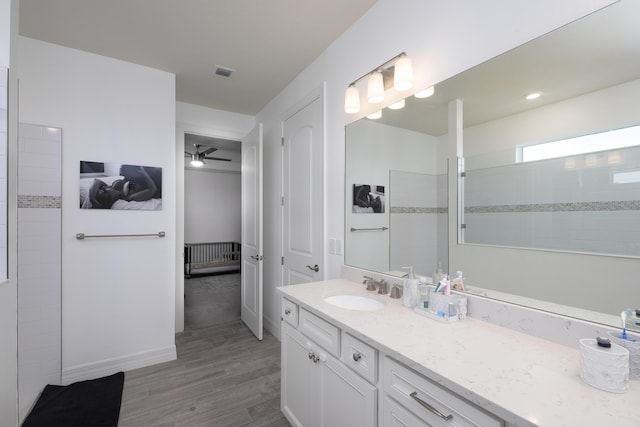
[185,273,241,329]
[118,273,290,426]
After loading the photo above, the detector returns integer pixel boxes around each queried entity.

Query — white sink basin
[324,295,384,311]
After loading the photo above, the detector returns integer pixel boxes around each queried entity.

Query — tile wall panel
[17,123,62,420]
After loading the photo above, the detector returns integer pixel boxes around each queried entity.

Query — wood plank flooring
[118,275,290,426]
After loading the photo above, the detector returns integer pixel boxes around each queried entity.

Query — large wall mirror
[345,0,640,330]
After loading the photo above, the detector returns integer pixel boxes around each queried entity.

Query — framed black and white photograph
[79,161,163,210]
[352,184,385,213]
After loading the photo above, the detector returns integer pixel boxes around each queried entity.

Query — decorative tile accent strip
[18,195,62,209]
[391,206,448,214]
[465,200,640,213]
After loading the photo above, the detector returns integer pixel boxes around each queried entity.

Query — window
[520,125,640,163]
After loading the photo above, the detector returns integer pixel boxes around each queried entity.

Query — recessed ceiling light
[525,92,542,100]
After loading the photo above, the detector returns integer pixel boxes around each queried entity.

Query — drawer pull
[352,352,362,362]
[410,391,453,421]
[284,308,292,315]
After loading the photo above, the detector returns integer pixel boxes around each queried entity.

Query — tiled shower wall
[390,171,448,276]
[463,145,640,256]
[17,123,62,420]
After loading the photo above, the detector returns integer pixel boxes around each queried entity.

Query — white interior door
[241,124,263,340]
[283,92,324,285]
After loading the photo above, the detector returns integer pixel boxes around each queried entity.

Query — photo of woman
[79,161,163,210]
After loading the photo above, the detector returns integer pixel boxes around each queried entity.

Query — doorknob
[250,254,263,261]
[306,264,319,272]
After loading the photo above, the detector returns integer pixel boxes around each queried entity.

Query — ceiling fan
[185,143,231,166]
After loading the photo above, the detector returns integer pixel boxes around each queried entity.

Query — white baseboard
[264,315,281,341]
[61,345,177,384]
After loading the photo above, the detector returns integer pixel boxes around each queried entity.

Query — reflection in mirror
[462,142,640,257]
[345,0,640,331]
[345,117,448,279]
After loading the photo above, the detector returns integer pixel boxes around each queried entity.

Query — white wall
[17,36,177,382]
[345,119,438,273]
[254,0,617,338]
[184,169,241,243]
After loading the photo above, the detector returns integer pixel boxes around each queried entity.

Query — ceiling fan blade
[203,156,232,162]
[184,151,193,156]
[201,147,218,155]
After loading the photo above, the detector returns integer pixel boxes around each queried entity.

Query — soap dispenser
[401,266,419,308]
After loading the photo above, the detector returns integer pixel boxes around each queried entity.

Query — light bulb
[344,85,360,114]
[414,86,435,98]
[393,56,414,91]
[191,159,204,167]
[367,71,385,104]
[367,110,382,119]
[388,99,405,110]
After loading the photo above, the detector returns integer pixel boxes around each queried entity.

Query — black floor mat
[22,372,124,427]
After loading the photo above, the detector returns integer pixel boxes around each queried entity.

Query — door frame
[279,84,327,286]
[175,122,247,333]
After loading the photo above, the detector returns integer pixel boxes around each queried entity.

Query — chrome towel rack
[76,231,166,240]
[350,227,388,232]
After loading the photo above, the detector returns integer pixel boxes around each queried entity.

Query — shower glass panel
[461,145,640,257]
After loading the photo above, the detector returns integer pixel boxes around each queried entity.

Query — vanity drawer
[341,332,377,384]
[281,298,299,327]
[383,357,503,427]
[298,308,340,357]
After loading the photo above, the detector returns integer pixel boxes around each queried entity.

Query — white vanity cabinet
[281,301,377,427]
[381,357,504,427]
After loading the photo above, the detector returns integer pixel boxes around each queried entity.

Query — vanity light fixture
[414,85,435,98]
[344,52,414,114]
[344,85,360,114]
[367,110,382,119]
[367,71,385,103]
[388,99,405,110]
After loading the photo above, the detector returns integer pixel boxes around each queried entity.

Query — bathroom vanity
[277,279,640,426]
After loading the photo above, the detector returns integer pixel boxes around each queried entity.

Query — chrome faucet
[377,279,388,295]
[363,275,377,291]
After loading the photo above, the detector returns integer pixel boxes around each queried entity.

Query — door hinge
[281,137,284,147]
[281,196,285,206]
[281,256,284,266]
[461,223,467,229]
[460,172,466,178]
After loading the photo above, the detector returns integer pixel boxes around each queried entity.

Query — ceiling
[375,0,640,136]
[19,0,377,116]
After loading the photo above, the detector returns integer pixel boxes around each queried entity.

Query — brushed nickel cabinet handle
[410,391,453,421]
[352,352,362,362]
[284,308,291,315]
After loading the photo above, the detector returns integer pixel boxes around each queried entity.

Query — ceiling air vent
[214,65,235,78]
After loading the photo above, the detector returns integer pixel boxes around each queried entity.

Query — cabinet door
[319,351,377,427]
[281,322,319,427]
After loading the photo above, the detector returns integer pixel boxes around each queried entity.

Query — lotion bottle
[402,266,419,308]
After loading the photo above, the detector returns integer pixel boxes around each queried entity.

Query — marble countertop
[277,279,640,427]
